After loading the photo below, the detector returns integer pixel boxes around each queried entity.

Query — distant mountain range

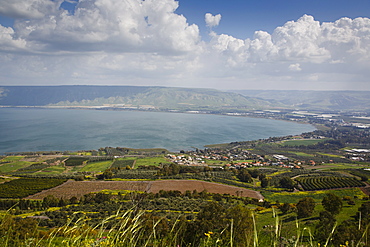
[232,90,370,112]
[0,86,276,111]
[1,86,370,112]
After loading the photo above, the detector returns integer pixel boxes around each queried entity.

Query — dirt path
[360,182,370,196]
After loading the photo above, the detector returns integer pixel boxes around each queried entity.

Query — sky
[0,0,370,91]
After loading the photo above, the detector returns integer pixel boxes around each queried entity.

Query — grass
[281,139,327,146]
[0,177,14,183]
[310,163,370,170]
[203,159,229,165]
[78,160,113,172]
[1,206,365,247]
[134,156,168,168]
[0,156,24,162]
[235,159,255,163]
[0,161,32,173]
[256,196,368,245]
[67,152,92,155]
[268,170,291,177]
[36,165,66,175]
[262,188,366,204]
[1,193,370,247]
[316,152,343,158]
[285,151,315,157]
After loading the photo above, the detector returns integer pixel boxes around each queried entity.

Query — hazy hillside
[0,86,151,106]
[0,86,277,110]
[3,86,368,111]
[232,90,370,111]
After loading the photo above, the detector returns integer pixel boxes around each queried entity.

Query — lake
[0,108,316,154]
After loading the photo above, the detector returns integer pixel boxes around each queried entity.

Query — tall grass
[1,208,370,247]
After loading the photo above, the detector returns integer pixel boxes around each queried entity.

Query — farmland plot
[26,180,264,200]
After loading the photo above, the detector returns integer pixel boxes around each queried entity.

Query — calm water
[0,108,316,154]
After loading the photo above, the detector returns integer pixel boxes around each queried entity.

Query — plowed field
[26,180,264,200]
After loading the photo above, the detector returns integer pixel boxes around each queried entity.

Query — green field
[0,161,33,173]
[316,152,343,158]
[281,139,327,146]
[285,151,315,157]
[203,159,229,165]
[36,165,66,175]
[68,152,92,156]
[311,163,370,170]
[262,188,365,204]
[78,160,113,172]
[111,159,136,169]
[1,156,25,162]
[134,156,169,167]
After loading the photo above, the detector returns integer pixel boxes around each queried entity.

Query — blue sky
[176,0,370,39]
[0,0,370,90]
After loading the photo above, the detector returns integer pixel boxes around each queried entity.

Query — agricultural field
[281,138,328,146]
[11,163,50,175]
[0,178,67,198]
[0,160,33,173]
[295,176,365,190]
[203,159,229,165]
[2,126,370,246]
[0,155,170,177]
[262,188,366,204]
[36,165,66,175]
[0,156,24,163]
[25,180,263,200]
[285,151,315,157]
[64,157,89,166]
[110,158,136,169]
[77,160,113,172]
[134,156,169,167]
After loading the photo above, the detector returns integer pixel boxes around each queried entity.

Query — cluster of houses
[166,149,310,169]
[165,154,206,166]
[345,149,370,161]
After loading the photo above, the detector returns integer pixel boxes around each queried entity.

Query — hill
[2,86,370,112]
[0,86,277,111]
[232,90,370,111]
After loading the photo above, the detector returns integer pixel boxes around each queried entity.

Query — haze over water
[0,108,316,154]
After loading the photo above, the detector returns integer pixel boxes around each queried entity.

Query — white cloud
[0,0,60,19]
[272,15,330,63]
[0,25,27,51]
[205,14,370,89]
[10,0,201,54]
[0,0,370,91]
[289,63,302,71]
[205,13,221,28]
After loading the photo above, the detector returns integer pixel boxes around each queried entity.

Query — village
[166,148,311,170]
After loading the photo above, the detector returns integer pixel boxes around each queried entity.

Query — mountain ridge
[231,90,370,111]
[0,86,277,111]
[2,86,370,111]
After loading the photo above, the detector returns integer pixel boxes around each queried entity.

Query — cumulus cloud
[208,15,370,70]
[0,0,60,19]
[272,15,330,63]
[12,0,201,54]
[0,25,27,51]
[0,0,370,91]
[205,13,221,28]
[289,63,302,71]
[202,14,370,89]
